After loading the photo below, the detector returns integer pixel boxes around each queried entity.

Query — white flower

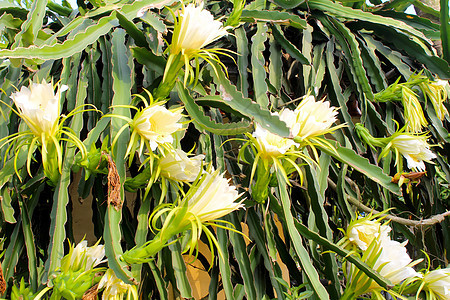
[390,134,436,171]
[183,170,244,222]
[10,80,66,136]
[85,243,106,270]
[290,95,339,141]
[347,219,391,251]
[278,107,299,131]
[128,170,245,264]
[373,239,421,285]
[423,268,450,299]
[67,240,105,272]
[345,221,422,294]
[162,2,231,89]
[435,79,448,87]
[171,3,229,55]
[159,148,204,182]
[252,118,298,159]
[98,269,138,300]
[132,105,183,151]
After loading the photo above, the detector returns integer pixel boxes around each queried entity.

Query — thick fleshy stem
[339,287,356,300]
[121,210,189,264]
[153,53,184,100]
[121,232,170,264]
[43,140,61,186]
[251,161,271,204]
[354,123,387,149]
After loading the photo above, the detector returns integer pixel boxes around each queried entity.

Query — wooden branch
[327,178,450,227]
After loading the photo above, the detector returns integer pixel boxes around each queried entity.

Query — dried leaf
[103,152,123,210]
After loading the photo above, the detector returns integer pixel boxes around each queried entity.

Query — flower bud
[420,79,449,121]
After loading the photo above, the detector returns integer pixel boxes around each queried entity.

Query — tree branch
[327,178,450,227]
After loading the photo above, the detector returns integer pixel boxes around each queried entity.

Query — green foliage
[0,0,449,299]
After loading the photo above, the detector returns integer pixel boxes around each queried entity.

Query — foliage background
[0,0,449,298]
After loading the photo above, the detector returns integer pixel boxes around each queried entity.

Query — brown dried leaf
[0,262,6,294]
[82,283,99,300]
[103,152,123,210]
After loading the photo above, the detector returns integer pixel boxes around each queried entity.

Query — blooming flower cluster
[341,215,450,300]
[245,94,342,202]
[342,216,422,298]
[251,94,343,161]
[3,1,449,300]
[106,93,203,189]
[254,95,340,155]
[50,241,106,299]
[110,98,210,204]
[2,80,88,185]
